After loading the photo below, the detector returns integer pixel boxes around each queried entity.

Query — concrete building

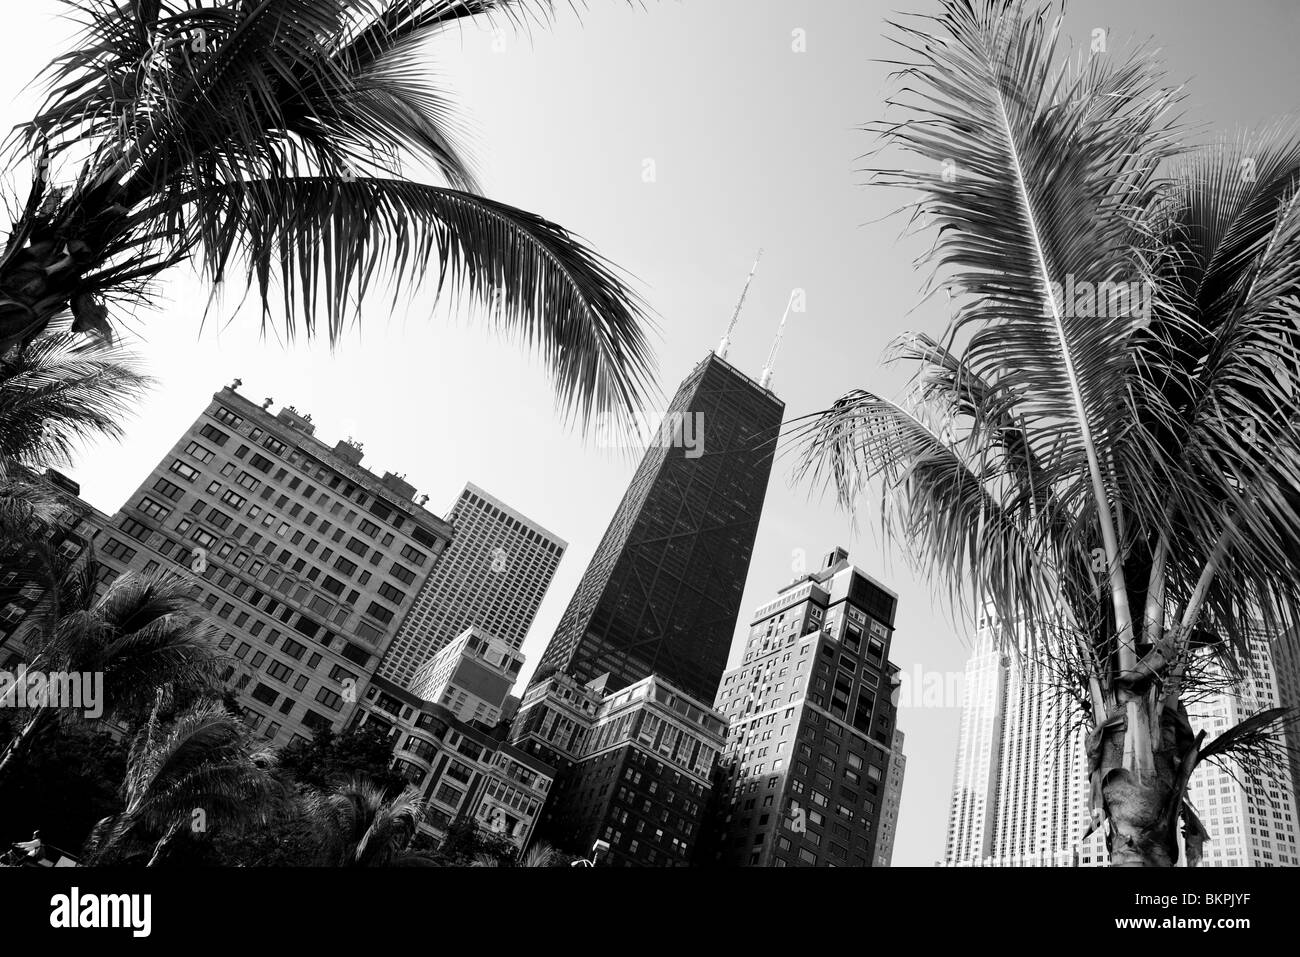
[379,483,565,688]
[1272,624,1300,817]
[1184,625,1300,867]
[0,470,110,663]
[701,548,904,867]
[534,352,784,704]
[531,674,726,866]
[51,385,455,745]
[408,625,524,726]
[509,669,606,772]
[873,727,906,866]
[353,676,556,851]
[941,615,1106,867]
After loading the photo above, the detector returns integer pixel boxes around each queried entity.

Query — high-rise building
[701,547,904,867]
[941,615,1104,867]
[1272,625,1300,815]
[1185,625,1300,867]
[873,728,907,866]
[533,352,784,704]
[0,470,109,661]
[408,625,524,726]
[379,483,565,688]
[58,386,455,745]
[530,673,726,866]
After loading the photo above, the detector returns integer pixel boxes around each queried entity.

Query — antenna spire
[759,290,796,391]
[717,248,763,360]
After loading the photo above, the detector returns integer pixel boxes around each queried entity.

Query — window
[198,423,229,447]
[249,682,279,706]
[152,477,185,501]
[248,453,274,474]
[213,406,244,428]
[390,563,416,585]
[321,576,345,596]
[137,497,171,521]
[120,517,149,541]
[345,536,368,557]
[358,518,380,538]
[207,508,233,530]
[221,489,248,509]
[184,441,215,463]
[334,556,358,576]
[399,544,427,566]
[169,460,200,482]
[281,637,308,660]
[315,687,344,712]
[101,538,137,562]
[366,601,395,625]
[263,436,287,456]
[377,582,406,604]
[266,660,294,683]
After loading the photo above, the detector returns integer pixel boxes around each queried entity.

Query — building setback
[379,483,565,688]
[520,674,726,866]
[700,547,904,867]
[533,352,784,705]
[353,676,556,851]
[408,625,524,726]
[38,386,456,746]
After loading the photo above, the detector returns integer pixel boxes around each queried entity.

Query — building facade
[702,548,904,867]
[1185,625,1300,867]
[378,483,565,688]
[0,470,114,668]
[353,676,556,851]
[873,728,906,866]
[52,386,455,746]
[408,625,524,726]
[509,670,606,772]
[527,674,726,866]
[533,352,784,704]
[941,616,1104,867]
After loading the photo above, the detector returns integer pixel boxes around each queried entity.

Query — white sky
[3,0,1297,866]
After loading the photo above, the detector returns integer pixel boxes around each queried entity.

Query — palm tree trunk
[0,708,53,785]
[1099,697,1200,866]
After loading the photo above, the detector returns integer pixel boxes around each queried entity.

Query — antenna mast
[758,290,795,390]
[717,248,763,360]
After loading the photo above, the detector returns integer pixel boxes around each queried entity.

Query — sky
[2,0,1297,866]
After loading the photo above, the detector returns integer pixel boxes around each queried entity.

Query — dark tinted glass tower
[534,352,784,703]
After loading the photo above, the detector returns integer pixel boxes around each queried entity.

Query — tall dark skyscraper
[534,351,784,703]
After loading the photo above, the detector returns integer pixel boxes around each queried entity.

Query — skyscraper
[941,616,1105,867]
[378,483,566,687]
[873,728,907,866]
[1185,625,1300,867]
[701,547,904,867]
[534,352,784,703]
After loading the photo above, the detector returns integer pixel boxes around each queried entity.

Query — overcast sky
[4,0,1297,866]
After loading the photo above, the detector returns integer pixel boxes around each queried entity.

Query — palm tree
[472,840,562,866]
[795,0,1300,866]
[307,776,436,866]
[0,569,223,783]
[0,0,655,428]
[0,321,149,559]
[83,703,285,865]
